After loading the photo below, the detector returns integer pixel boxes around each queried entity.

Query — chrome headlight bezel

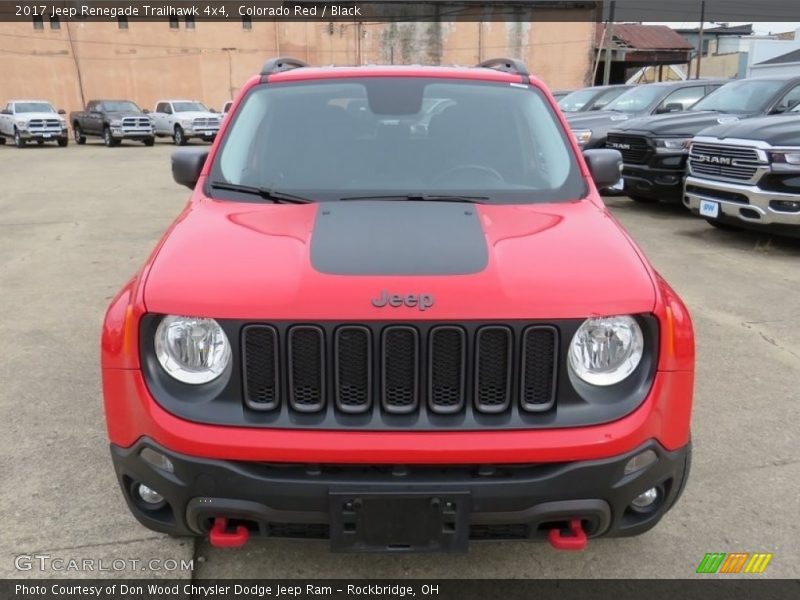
[568,315,645,387]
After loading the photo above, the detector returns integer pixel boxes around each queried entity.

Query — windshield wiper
[209,181,313,204]
[338,193,489,204]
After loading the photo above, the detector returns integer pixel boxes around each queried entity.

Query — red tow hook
[209,517,250,548]
[547,519,588,551]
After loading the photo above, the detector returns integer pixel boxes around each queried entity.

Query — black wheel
[57,137,68,147]
[73,124,86,145]
[143,137,155,147]
[0,136,6,145]
[103,127,118,147]
[36,140,44,146]
[173,125,187,146]
[14,129,25,148]
[629,195,658,203]
[705,218,739,231]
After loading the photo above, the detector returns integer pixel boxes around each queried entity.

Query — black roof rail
[260,57,309,77]
[477,58,529,79]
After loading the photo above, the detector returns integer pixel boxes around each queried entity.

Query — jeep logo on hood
[608,142,631,150]
[693,154,732,165]
[371,291,434,311]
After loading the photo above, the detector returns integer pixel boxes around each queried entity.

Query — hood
[174,111,220,120]
[144,199,656,320]
[17,112,63,121]
[566,110,644,129]
[613,110,747,136]
[696,113,800,145]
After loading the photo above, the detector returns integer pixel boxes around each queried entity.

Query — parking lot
[1,140,798,579]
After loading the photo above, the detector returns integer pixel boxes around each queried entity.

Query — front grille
[241,322,559,426]
[122,116,151,128]
[689,142,763,182]
[27,119,61,131]
[192,117,220,128]
[606,133,650,164]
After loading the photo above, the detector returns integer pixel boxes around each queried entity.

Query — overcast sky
[647,22,800,35]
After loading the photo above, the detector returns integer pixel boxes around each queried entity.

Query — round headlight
[154,316,231,384]
[568,316,644,386]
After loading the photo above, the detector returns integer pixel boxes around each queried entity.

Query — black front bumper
[622,163,685,202]
[111,439,690,551]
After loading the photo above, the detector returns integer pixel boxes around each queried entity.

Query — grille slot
[520,327,558,411]
[475,327,512,413]
[381,326,419,414]
[334,326,372,413]
[428,326,466,414]
[288,326,325,412]
[242,325,279,410]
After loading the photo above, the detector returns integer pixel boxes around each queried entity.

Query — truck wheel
[0,136,5,145]
[629,195,658,203]
[13,128,25,148]
[37,140,44,146]
[173,126,187,146]
[103,127,118,148]
[73,124,86,145]
[143,137,155,147]
[57,137,68,147]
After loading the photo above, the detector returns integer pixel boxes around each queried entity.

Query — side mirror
[57,109,66,115]
[657,102,683,114]
[143,108,150,114]
[210,108,218,113]
[583,149,623,188]
[172,147,209,190]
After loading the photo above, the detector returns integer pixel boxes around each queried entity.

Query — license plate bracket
[699,199,720,218]
[329,491,470,553]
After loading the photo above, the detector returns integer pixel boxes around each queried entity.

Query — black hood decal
[310,200,488,276]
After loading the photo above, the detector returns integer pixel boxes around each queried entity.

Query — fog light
[140,448,174,473]
[631,487,659,510]
[137,483,165,506]
[624,449,657,475]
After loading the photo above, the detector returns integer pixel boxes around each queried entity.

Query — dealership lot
[1,141,798,579]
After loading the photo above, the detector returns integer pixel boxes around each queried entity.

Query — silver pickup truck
[684,109,800,238]
[0,100,69,148]
[151,99,221,145]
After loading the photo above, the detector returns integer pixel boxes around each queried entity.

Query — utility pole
[695,1,706,79]
[222,48,236,100]
[66,20,85,108]
[602,0,616,85]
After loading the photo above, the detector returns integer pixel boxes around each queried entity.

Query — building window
[32,15,44,30]
[118,16,128,30]
[185,16,195,29]
[169,16,179,29]
[242,16,253,30]
[49,16,61,30]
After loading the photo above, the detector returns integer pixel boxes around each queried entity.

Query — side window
[155,103,165,113]
[773,84,800,113]
[165,104,173,115]
[87,102,96,112]
[656,86,706,113]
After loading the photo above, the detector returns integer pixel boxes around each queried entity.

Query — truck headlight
[573,129,592,148]
[16,120,27,129]
[181,119,192,127]
[655,137,691,152]
[154,316,231,384]
[771,150,800,165]
[568,316,644,386]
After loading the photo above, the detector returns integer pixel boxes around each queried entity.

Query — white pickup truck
[0,100,69,148]
[151,100,221,145]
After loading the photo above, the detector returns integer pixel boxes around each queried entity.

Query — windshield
[558,88,602,112]
[15,102,56,113]
[173,101,208,112]
[101,101,141,113]
[604,85,666,113]
[209,78,585,204]
[691,79,785,113]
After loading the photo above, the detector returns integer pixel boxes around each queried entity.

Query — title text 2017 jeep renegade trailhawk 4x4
[102,58,695,553]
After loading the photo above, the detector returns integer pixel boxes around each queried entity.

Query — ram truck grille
[27,119,62,133]
[688,142,764,182]
[242,322,558,423]
[606,133,650,164]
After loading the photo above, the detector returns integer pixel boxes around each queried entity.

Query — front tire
[143,137,155,147]
[0,136,5,145]
[57,137,68,147]
[14,129,25,148]
[103,127,118,148]
[173,126,187,146]
[73,124,86,145]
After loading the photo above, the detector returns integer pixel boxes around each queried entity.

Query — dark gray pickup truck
[70,100,155,147]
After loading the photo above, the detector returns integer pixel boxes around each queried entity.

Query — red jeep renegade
[101,58,694,553]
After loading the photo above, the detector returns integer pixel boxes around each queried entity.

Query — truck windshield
[209,78,585,204]
[691,79,785,113]
[604,85,665,113]
[15,102,56,113]
[101,101,141,112]
[173,102,208,112]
